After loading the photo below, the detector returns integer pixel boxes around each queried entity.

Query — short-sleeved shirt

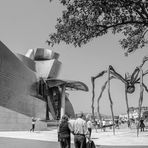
[32,119,36,124]
[102,121,106,126]
[87,120,93,129]
[73,118,87,135]
[68,119,75,132]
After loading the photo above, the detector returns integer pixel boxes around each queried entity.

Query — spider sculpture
[91,56,148,135]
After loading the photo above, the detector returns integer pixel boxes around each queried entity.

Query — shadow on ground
[0,137,147,148]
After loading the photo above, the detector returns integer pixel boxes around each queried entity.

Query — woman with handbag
[58,115,71,148]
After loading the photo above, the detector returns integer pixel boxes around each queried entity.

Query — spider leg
[91,70,107,119]
[143,83,148,93]
[136,81,148,93]
[140,56,148,68]
[92,70,107,80]
[97,76,115,122]
[109,65,127,84]
[91,77,95,119]
[143,69,148,76]
[108,67,115,135]
[135,69,148,83]
[130,67,140,84]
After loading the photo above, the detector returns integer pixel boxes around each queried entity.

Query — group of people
[127,118,146,131]
[58,113,95,148]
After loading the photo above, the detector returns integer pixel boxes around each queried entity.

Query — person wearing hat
[58,114,71,148]
[73,112,88,148]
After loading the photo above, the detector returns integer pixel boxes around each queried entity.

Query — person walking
[109,120,113,129]
[102,119,106,132]
[86,115,93,140]
[139,118,145,132]
[115,119,120,129]
[30,117,36,132]
[73,112,88,148]
[58,114,71,148]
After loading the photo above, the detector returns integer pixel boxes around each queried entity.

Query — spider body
[127,84,135,94]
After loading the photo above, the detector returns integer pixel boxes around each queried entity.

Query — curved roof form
[46,78,89,92]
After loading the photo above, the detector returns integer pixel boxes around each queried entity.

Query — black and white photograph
[0,0,148,148]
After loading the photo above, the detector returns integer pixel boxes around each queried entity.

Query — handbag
[86,140,96,148]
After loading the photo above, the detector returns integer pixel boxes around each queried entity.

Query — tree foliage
[48,0,148,55]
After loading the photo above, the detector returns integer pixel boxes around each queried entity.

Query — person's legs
[65,137,71,148]
[95,124,98,132]
[60,141,65,148]
[30,127,32,132]
[88,128,92,139]
[74,135,80,148]
[32,124,35,132]
[30,124,34,132]
[141,127,143,132]
[79,135,86,148]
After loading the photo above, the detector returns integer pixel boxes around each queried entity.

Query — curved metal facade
[0,41,88,130]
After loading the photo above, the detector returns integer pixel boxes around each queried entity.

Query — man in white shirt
[73,112,88,148]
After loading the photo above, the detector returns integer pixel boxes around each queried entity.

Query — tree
[48,0,148,55]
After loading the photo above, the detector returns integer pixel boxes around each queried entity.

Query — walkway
[0,125,147,147]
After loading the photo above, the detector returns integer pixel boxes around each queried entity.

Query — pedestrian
[30,117,36,132]
[127,119,131,128]
[92,119,98,133]
[86,115,93,140]
[139,118,145,132]
[68,116,76,135]
[115,119,119,129]
[58,114,71,148]
[102,119,106,132]
[73,112,88,148]
[109,120,113,129]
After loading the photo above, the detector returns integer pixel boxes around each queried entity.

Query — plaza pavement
[0,124,148,148]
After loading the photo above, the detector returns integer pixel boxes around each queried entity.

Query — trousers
[74,134,86,148]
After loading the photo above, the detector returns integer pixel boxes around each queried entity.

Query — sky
[0,0,148,116]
